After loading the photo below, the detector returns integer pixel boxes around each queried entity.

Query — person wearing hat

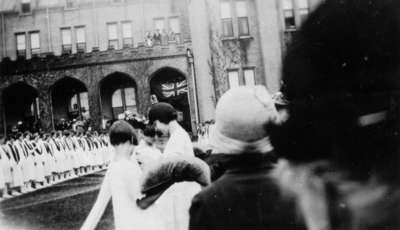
[148,102,194,157]
[189,85,305,230]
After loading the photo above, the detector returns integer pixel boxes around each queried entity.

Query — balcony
[1,39,191,75]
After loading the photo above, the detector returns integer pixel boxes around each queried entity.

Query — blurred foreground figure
[189,86,306,230]
[81,121,159,230]
[269,0,400,229]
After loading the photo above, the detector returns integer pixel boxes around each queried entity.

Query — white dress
[33,141,46,182]
[163,125,194,158]
[81,157,162,230]
[154,182,202,230]
[0,145,13,185]
[6,143,24,187]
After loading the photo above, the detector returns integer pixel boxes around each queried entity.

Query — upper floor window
[75,26,86,52]
[154,18,165,32]
[122,21,133,48]
[244,68,255,86]
[61,28,72,54]
[283,0,295,30]
[16,33,26,57]
[168,17,181,42]
[107,23,118,49]
[66,0,77,9]
[220,1,233,37]
[30,31,40,56]
[298,0,310,23]
[21,0,31,14]
[153,18,165,45]
[236,1,249,36]
[228,70,240,89]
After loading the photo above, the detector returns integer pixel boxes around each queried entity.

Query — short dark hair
[143,126,156,137]
[109,120,138,146]
[269,0,400,182]
[148,102,177,125]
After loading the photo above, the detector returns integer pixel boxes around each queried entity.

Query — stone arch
[149,67,192,131]
[2,82,40,132]
[99,72,138,127]
[50,77,89,129]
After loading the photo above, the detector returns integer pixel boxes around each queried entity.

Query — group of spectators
[0,130,112,198]
[144,29,181,47]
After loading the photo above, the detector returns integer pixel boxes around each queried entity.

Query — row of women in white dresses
[0,135,113,190]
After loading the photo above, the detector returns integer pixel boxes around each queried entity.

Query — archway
[3,82,39,133]
[100,72,138,127]
[150,67,192,132]
[51,77,89,129]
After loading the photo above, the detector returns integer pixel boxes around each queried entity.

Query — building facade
[0,0,322,135]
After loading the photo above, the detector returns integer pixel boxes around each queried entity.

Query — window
[236,1,249,36]
[21,0,31,14]
[65,0,76,9]
[228,70,240,88]
[75,26,86,52]
[220,1,233,37]
[283,0,295,29]
[298,0,309,23]
[30,32,40,56]
[122,21,133,48]
[154,18,165,32]
[244,68,255,86]
[61,28,72,54]
[124,87,137,113]
[16,33,26,57]
[169,17,181,42]
[107,23,118,49]
[112,88,137,118]
[69,92,90,118]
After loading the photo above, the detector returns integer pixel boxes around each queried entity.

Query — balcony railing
[144,30,182,47]
[76,42,86,53]
[62,44,72,54]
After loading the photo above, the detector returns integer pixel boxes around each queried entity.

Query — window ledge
[284,28,297,32]
[19,12,33,16]
[238,35,253,40]
[221,36,237,41]
[64,7,78,11]
[221,35,253,41]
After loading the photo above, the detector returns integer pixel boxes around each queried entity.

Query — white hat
[210,86,278,154]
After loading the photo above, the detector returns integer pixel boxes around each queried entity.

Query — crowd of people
[0,131,112,198]
[1,0,400,230]
[82,0,400,230]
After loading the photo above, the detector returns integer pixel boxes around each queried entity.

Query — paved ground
[0,171,114,230]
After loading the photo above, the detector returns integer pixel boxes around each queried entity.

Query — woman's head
[109,120,138,146]
[269,0,400,182]
[210,85,279,154]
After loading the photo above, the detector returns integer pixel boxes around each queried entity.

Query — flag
[161,80,188,98]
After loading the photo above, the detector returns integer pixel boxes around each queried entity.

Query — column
[187,0,217,121]
[255,0,283,93]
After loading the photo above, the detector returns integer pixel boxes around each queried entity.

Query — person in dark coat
[189,86,305,230]
[267,1,400,229]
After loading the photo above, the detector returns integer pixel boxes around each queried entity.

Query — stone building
[0,0,322,135]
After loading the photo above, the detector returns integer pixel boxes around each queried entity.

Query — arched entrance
[150,67,192,132]
[3,82,40,133]
[100,72,138,127]
[51,77,89,129]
